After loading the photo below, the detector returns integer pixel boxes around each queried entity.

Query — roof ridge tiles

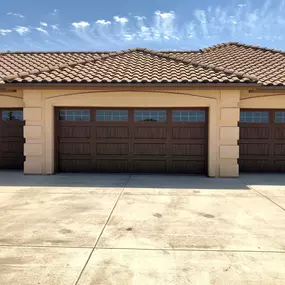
[2,55,103,81]
[201,42,285,55]
[1,42,285,56]
[0,50,115,55]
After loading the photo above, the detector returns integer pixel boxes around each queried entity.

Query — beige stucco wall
[18,87,241,177]
[0,91,24,108]
[240,90,285,108]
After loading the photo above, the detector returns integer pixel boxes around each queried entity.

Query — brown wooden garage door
[55,108,208,174]
[239,109,285,172]
[0,109,24,169]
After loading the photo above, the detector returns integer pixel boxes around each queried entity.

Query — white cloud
[51,24,60,30]
[40,22,48,27]
[114,16,128,24]
[155,11,175,20]
[134,16,147,21]
[0,29,12,36]
[194,10,208,36]
[124,34,134,40]
[7,12,24,18]
[96,19,111,25]
[14,26,30,36]
[72,21,90,29]
[36,27,48,34]
[152,10,177,40]
[52,9,58,16]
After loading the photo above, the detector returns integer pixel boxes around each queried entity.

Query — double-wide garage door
[56,108,208,174]
[239,109,285,172]
[0,109,24,169]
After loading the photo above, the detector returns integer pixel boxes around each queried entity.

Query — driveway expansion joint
[240,179,285,213]
[0,244,93,249]
[95,247,285,253]
[74,174,132,285]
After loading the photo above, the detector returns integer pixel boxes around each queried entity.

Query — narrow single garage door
[0,109,24,169]
[239,109,285,172]
[56,108,208,174]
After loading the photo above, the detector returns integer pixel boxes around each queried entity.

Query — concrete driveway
[1,171,285,284]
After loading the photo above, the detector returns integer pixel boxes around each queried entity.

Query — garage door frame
[239,108,285,172]
[54,107,209,174]
[0,108,25,170]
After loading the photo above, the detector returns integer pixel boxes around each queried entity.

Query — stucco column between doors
[23,90,45,174]
[218,90,240,177]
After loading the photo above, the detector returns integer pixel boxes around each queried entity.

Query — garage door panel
[59,159,93,172]
[275,160,285,172]
[171,160,205,174]
[59,142,91,155]
[172,127,205,139]
[59,126,91,138]
[172,144,205,156]
[133,160,166,173]
[95,143,129,155]
[240,127,269,139]
[56,108,208,174]
[134,127,167,139]
[95,126,129,139]
[0,156,24,169]
[1,125,23,137]
[239,143,269,156]
[274,144,285,156]
[133,143,167,156]
[1,141,24,153]
[274,128,285,139]
[239,159,272,172]
[96,159,128,172]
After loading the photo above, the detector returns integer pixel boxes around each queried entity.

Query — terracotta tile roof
[168,42,285,86]
[0,48,257,84]
[0,42,284,86]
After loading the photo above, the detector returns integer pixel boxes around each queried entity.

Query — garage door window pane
[2,110,23,121]
[96,110,128,121]
[59,110,90,121]
[135,110,166,122]
[173,111,205,122]
[275,112,285,123]
[240,111,269,123]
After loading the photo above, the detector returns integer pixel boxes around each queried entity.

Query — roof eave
[2,82,261,89]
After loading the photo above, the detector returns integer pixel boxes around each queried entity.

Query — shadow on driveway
[0,170,255,190]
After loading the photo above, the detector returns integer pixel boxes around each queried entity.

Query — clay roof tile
[2,41,284,86]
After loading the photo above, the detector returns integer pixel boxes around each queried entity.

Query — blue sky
[0,0,285,51]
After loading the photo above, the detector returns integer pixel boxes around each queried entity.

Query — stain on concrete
[197,212,215,218]
[153,213,163,218]
[49,240,68,244]
[193,190,200,193]
[126,227,133,231]
[89,260,134,284]
[0,239,13,244]
[162,249,170,255]
[223,264,232,272]
[0,257,23,265]
[60,229,73,234]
